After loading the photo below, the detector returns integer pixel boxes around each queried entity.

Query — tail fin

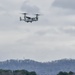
[35,14,39,21]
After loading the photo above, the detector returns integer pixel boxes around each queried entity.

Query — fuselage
[20,15,39,23]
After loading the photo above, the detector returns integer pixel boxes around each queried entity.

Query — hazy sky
[0,0,75,62]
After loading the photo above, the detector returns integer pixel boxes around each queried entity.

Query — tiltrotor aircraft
[20,13,40,23]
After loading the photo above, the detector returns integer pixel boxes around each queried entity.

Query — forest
[0,69,74,75]
[57,71,75,75]
[0,69,36,75]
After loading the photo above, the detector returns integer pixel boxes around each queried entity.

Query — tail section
[35,14,40,21]
[36,16,38,21]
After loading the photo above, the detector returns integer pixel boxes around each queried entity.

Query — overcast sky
[0,0,75,62]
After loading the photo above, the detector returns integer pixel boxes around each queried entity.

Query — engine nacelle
[20,17,22,21]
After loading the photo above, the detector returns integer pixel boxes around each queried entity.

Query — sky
[0,0,75,62]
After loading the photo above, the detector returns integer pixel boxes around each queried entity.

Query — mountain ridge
[0,59,75,75]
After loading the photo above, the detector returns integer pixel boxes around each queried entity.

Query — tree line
[0,69,37,75]
[57,71,75,75]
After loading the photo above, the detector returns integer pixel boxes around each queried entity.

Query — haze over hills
[0,59,75,75]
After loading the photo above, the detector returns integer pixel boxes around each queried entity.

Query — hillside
[0,59,75,75]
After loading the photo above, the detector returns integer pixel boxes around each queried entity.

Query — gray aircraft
[20,13,40,23]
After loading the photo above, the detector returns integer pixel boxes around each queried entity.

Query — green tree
[57,71,64,75]
[57,71,74,75]
[69,71,74,75]
[29,71,37,75]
